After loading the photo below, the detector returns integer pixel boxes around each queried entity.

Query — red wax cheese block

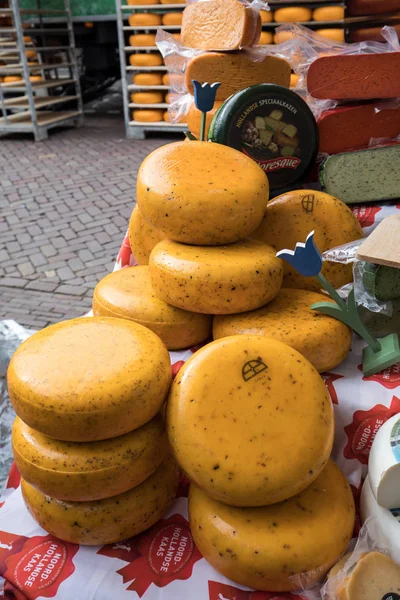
[349,24,400,43]
[308,54,400,100]
[319,103,400,154]
[347,0,400,15]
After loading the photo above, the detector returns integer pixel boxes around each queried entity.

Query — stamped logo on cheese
[116,514,202,597]
[321,373,343,405]
[351,205,381,229]
[360,362,400,389]
[344,396,400,464]
[301,193,315,213]
[382,594,400,600]
[209,580,306,600]
[242,358,268,382]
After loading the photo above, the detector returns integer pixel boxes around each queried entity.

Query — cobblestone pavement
[0,116,175,329]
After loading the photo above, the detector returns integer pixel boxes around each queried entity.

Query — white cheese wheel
[368,414,400,509]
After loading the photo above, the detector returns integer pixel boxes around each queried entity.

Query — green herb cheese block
[320,145,400,204]
[363,263,400,302]
[359,300,400,338]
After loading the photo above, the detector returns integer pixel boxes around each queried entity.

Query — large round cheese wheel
[128,13,161,26]
[93,266,212,350]
[313,6,345,20]
[21,457,179,545]
[7,317,171,442]
[128,204,165,264]
[133,109,163,122]
[186,100,223,139]
[129,53,163,67]
[251,190,364,291]
[12,414,168,501]
[259,30,273,44]
[131,91,164,104]
[274,6,312,21]
[133,72,163,85]
[137,141,269,246]
[213,288,352,372]
[162,12,182,25]
[316,28,345,41]
[129,33,156,46]
[188,460,354,591]
[150,239,283,315]
[167,335,334,506]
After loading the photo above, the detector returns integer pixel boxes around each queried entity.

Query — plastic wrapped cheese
[368,414,400,509]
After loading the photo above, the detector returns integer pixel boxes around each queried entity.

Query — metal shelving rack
[0,0,83,141]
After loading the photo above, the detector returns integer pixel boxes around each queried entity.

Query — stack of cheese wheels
[8,317,179,545]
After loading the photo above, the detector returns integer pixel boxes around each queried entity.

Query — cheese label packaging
[209,84,318,193]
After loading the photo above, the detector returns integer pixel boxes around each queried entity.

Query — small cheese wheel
[169,335,334,506]
[129,33,156,46]
[274,30,295,44]
[260,9,273,22]
[337,552,400,600]
[133,72,163,85]
[188,460,355,591]
[251,190,364,292]
[137,141,269,245]
[129,53,163,67]
[186,100,223,139]
[131,91,164,104]
[21,457,179,546]
[163,110,170,122]
[213,288,352,372]
[316,28,345,42]
[290,72,299,88]
[7,317,171,442]
[29,75,42,82]
[12,414,168,501]
[128,204,165,264]
[128,13,161,26]
[133,109,163,122]
[150,239,283,314]
[259,30,273,44]
[162,73,169,85]
[25,49,37,59]
[274,6,312,21]
[162,12,182,25]
[4,75,22,83]
[23,35,32,42]
[127,0,159,4]
[93,266,212,350]
[313,6,345,21]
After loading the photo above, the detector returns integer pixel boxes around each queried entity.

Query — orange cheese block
[186,100,223,139]
[315,28,345,42]
[133,109,163,122]
[93,266,212,350]
[128,205,165,264]
[131,91,164,104]
[181,0,261,50]
[162,12,182,25]
[313,6,345,20]
[128,13,161,26]
[7,317,172,442]
[252,189,364,291]
[213,288,352,372]
[259,30,273,44]
[274,6,312,21]
[186,53,291,101]
[133,72,163,85]
[129,33,156,46]
[129,53,163,67]
[12,414,168,501]
[260,9,273,22]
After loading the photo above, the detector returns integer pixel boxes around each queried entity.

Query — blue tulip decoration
[276,231,322,277]
[192,80,221,141]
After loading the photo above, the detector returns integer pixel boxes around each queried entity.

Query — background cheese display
[128,33,156,46]
[137,141,269,246]
[274,6,312,21]
[167,335,333,506]
[315,28,345,42]
[162,12,182,25]
[252,190,364,291]
[130,92,164,105]
[149,239,283,315]
[7,317,171,442]
[335,552,400,600]
[93,266,212,350]
[189,460,354,591]
[213,288,352,373]
[312,6,345,20]
[368,414,400,509]
[21,457,179,545]
[132,109,163,122]
[132,73,163,86]
[12,414,168,501]
[129,53,163,67]
[186,100,224,140]
[128,12,161,26]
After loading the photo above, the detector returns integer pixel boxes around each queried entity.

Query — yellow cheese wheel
[260,9,273,22]
[150,239,283,314]
[129,53,163,67]
[21,457,179,545]
[168,335,334,506]
[128,13,161,26]
[163,110,170,122]
[162,73,169,85]
[274,7,312,22]
[29,75,42,82]
[127,0,159,4]
[133,109,163,122]
[25,49,37,59]
[162,12,183,25]
[128,205,165,264]
[316,28,345,41]
[165,92,172,103]
[251,190,364,291]
[4,76,22,83]
[290,72,299,88]
[133,72,163,85]
[131,91,164,104]
[23,35,32,43]
[313,6,345,21]
[12,414,168,501]
[171,32,181,41]
[259,30,273,44]
[7,317,171,442]
[137,141,269,245]
[274,30,295,44]
[186,100,223,139]
[129,33,156,46]
[188,460,355,591]
[93,266,212,350]
[213,288,352,372]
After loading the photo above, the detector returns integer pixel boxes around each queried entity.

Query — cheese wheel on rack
[163,110,170,121]
[186,100,223,139]
[162,73,169,85]
[128,0,159,4]
[129,53,163,66]
[274,6,312,21]
[165,92,172,103]
[251,189,364,292]
[23,35,32,43]
[29,75,42,82]
[290,72,299,87]
[12,414,168,501]
[162,12,182,25]
[161,0,185,3]
[313,6,345,20]
[128,12,161,26]
[137,141,269,245]
[133,72,163,85]
[150,239,283,314]
[21,457,179,546]
[260,9,273,22]
[132,109,163,121]
[168,335,334,506]
[171,32,180,41]
[4,76,22,83]
[129,33,156,46]
[131,91,164,104]
[213,288,352,372]
[274,30,295,44]
[93,266,212,350]
[25,49,37,59]
[316,28,345,41]
[128,205,165,264]
[188,460,354,591]
[7,317,171,442]
[259,30,273,44]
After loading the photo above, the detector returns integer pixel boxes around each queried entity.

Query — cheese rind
[150,239,283,314]
[128,205,165,265]
[213,288,352,372]
[129,53,163,67]
[7,317,171,442]
[167,335,334,506]
[336,552,400,600]
[131,91,164,104]
[133,73,163,85]
[315,28,345,42]
[313,6,345,20]
[21,457,179,545]
[274,7,312,21]
[128,13,161,25]
[12,414,168,501]
[133,109,163,122]
[369,414,400,509]
[188,460,354,590]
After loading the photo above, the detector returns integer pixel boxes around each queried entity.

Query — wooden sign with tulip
[190,80,221,141]
[277,232,400,376]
